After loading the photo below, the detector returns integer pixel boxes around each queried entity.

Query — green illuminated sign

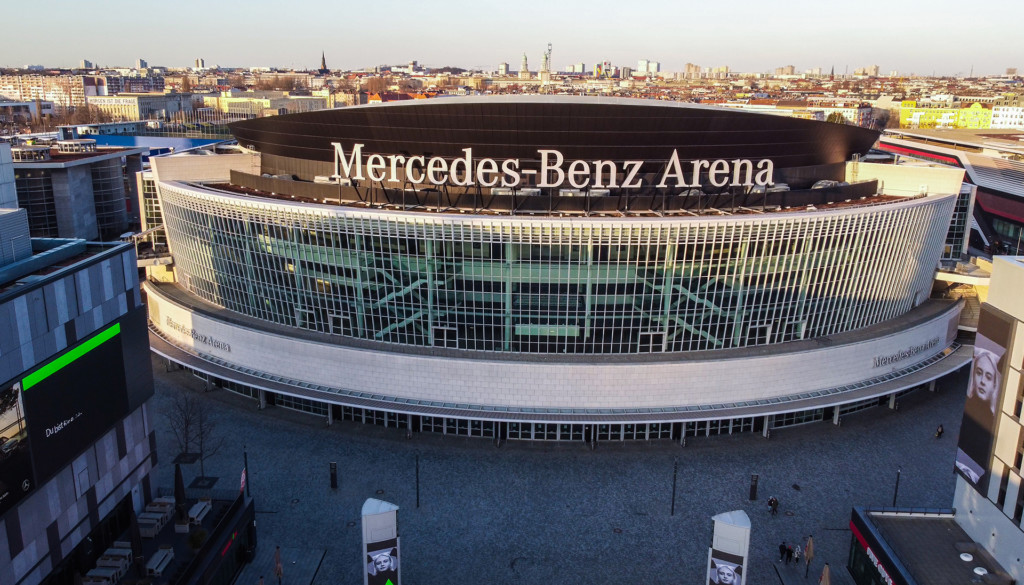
[21,323,121,391]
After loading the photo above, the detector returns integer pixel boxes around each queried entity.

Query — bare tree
[164,390,224,479]
[164,391,200,457]
[363,76,390,94]
[195,399,224,479]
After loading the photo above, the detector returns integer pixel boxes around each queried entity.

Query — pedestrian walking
[258,577,264,585]
[778,541,787,562]
[936,424,944,438]
[785,545,794,565]
[793,544,802,564]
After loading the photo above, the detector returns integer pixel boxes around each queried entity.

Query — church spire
[321,51,327,71]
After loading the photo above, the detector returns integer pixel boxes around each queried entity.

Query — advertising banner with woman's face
[956,305,1014,493]
[707,549,745,585]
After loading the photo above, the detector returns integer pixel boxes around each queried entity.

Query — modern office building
[0,172,156,584]
[143,96,972,442]
[879,129,1024,255]
[846,255,1024,585]
[9,139,146,239]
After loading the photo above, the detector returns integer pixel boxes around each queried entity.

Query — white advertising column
[707,510,751,585]
[362,498,400,585]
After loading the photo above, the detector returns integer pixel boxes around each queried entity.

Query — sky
[1,0,1021,76]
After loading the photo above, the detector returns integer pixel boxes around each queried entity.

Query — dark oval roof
[229,95,880,172]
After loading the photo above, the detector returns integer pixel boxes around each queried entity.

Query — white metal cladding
[157,181,956,356]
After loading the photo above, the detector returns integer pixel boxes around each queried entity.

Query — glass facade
[159,183,954,356]
[14,168,57,237]
[140,174,166,244]
[942,186,974,261]
[90,159,128,239]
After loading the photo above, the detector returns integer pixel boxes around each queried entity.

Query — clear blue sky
[2,0,1020,76]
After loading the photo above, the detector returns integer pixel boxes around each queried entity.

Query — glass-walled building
[145,97,974,442]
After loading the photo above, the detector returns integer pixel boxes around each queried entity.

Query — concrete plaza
[148,359,965,585]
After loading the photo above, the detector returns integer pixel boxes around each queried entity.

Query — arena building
[143,96,974,442]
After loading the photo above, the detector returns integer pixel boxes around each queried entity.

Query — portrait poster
[955,305,1014,493]
[707,548,745,585]
[365,537,399,585]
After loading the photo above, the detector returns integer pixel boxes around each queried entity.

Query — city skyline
[2,0,1020,76]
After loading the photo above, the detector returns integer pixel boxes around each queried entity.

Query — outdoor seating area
[82,545,132,584]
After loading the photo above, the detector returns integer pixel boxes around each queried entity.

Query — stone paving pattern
[148,358,966,585]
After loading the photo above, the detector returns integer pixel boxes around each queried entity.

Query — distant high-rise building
[1008,67,1018,76]
[519,53,530,80]
[498,62,509,76]
[620,66,633,79]
[575,62,585,74]
[196,57,206,69]
[136,58,147,69]
[638,59,649,73]
[80,59,93,69]
[649,61,661,74]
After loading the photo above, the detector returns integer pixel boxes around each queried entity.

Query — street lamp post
[892,466,901,507]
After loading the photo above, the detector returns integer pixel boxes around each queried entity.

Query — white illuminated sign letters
[332,143,774,190]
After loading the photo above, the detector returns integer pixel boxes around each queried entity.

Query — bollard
[749,474,759,501]
[330,461,338,489]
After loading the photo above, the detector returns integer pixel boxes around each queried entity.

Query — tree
[194,399,224,479]
[825,112,847,124]
[363,76,390,94]
[165,391,199,457]
[163,390,223,478]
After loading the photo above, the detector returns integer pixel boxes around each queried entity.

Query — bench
[86,566,121,584]
[146,548,174,577]
[146,501,174,522]
[96,554,128,574]
[188,501,211,525]
[105,547,132,559]
[139,511,166,530]
[139,517,161,539]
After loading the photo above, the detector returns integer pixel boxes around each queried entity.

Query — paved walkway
[234,546,326,585]
[147,357,966,585]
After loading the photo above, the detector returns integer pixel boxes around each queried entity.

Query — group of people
[778,540,802,565]
[780,535,815,567]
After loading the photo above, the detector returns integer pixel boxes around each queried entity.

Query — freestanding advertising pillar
[362,499,400,585]
[707,510,750,585]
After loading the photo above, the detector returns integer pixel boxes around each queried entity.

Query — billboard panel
[955,305,1014,492]
[0,383,33,517]
[21,322,130,482]
[707,548,745,585]
[365,537,399,585]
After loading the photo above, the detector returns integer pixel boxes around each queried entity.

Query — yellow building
[900,100,992,129]
[202,91,328,118]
